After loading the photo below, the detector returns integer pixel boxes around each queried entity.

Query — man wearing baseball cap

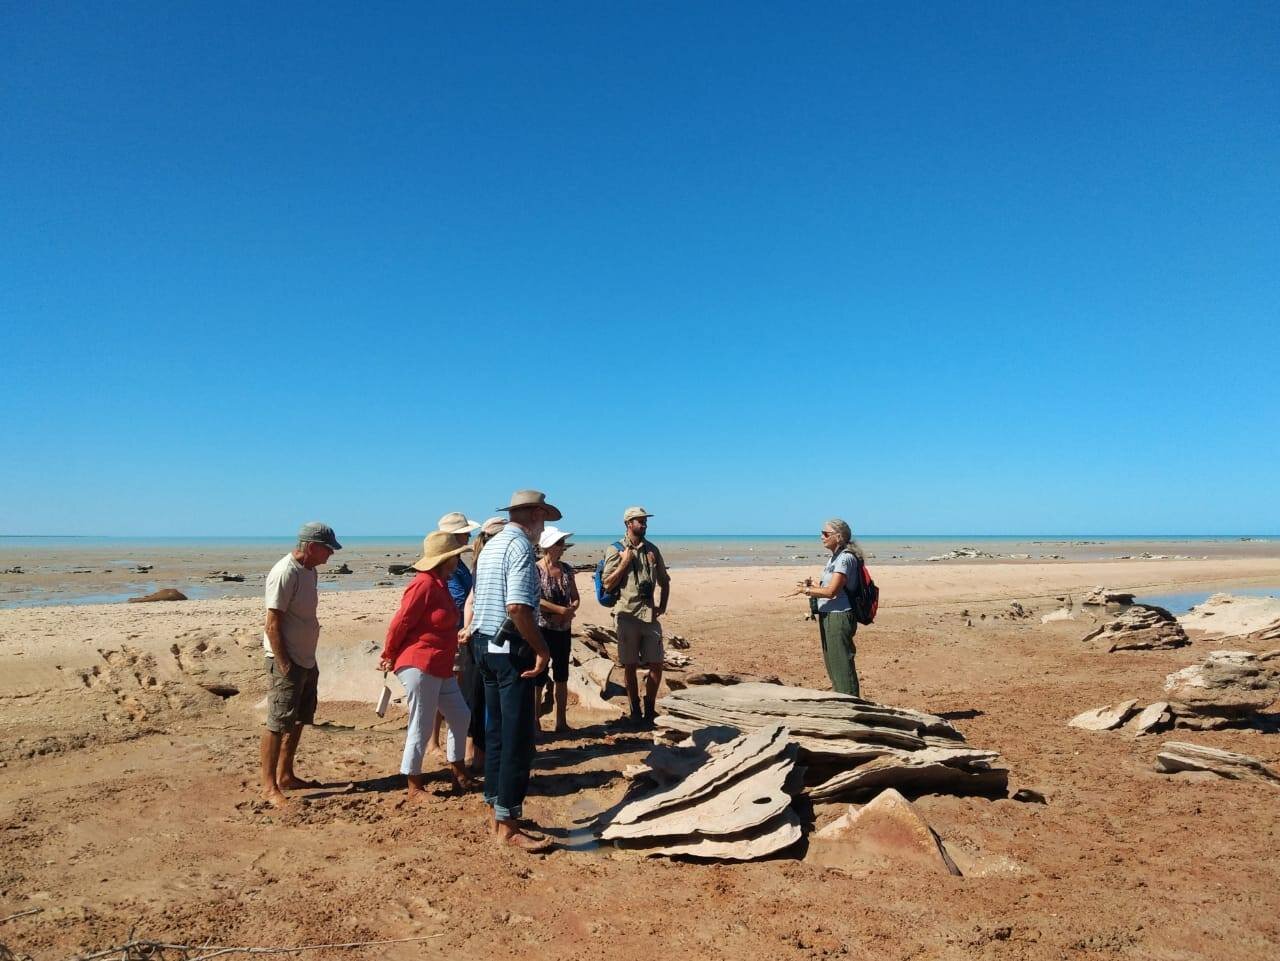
[259,521,342,809]
[600,506,671,726]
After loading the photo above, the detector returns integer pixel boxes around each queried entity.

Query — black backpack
[841,549,880,626]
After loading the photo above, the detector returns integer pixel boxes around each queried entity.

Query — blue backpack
[594,541,625,607]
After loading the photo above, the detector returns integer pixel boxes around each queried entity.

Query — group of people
[256,494,863,854]
[257,490,673,854]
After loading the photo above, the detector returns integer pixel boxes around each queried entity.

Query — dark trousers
[478,642,536,821]
[463,639,487,745]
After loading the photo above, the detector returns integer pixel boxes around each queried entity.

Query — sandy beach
[2,557,1280,960]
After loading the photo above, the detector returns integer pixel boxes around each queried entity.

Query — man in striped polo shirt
[471,489,557,853]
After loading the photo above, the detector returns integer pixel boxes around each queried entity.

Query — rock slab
[1081,604,1189,652]
[808,787,961,876]
[1154,742,1280,787]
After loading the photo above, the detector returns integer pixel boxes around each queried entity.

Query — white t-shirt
[817,550,857,614]
[262,553,321,668]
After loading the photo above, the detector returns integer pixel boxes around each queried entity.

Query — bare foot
[497,825,553,853]
[406,787,433,805]
[263,790,295,810]
[277,776,320,790]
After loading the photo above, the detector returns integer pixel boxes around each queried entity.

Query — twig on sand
[0,909,43,925]
[70,934,444,961]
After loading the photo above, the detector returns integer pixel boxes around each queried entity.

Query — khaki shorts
[616,613,663,667]
[265,657,319,732]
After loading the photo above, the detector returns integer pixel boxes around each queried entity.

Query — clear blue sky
[2,3,1277,537]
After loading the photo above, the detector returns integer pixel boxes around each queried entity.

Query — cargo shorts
[265,656,319,732]
[616,613,663,667]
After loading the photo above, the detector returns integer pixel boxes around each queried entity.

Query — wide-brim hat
[496,489,562,522]
[538,526,574,550]
[411,530,471,572]
[479,516,507,536]
[623,506,653,523]
[437,511,481,535]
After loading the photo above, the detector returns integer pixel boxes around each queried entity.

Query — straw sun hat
[410,530,471,572]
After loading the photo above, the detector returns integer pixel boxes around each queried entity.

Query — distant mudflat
[1,534,1277,609]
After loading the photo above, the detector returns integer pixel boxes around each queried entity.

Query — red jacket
[380,571,458,678]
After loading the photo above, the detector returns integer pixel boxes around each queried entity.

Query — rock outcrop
[657,683,1007,801]
[1080,587,1136,608]
[1163,650,1280,719]
[1178,593,1280,641]
[1081,604,1188,652]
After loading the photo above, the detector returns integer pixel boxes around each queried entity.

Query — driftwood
[1154,742,1280,787]
[657,683,1006,801]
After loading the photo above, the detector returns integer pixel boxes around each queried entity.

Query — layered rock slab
[1081,604,1188,652]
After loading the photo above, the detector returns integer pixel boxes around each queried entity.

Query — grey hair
[824,518,863,559]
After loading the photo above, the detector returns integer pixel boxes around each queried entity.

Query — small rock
[127,588,189,603]
[808,788,961,875]
[1068,699,1139,731]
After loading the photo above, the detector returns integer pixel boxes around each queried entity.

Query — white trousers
[396,667,470,774]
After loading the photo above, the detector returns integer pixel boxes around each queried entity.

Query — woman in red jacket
[379,531,475,800]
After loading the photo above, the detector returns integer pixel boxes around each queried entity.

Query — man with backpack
[792,518,876,697]
[599,506,671,726]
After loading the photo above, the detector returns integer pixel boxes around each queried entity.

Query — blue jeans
[477,639,536,821]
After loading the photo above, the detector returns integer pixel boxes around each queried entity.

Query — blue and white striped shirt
[471,524,540,653]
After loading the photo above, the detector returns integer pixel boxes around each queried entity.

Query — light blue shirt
[817,550,857,614]
[471,524,539,653]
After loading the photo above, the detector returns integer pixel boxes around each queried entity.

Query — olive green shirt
[602,538,670,623]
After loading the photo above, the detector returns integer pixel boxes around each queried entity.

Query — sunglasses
[820,530,835,537]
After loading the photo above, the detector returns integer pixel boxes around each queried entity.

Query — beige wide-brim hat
[496,489,562,522]
[479,516,507,536]
[411,530,471,572]
[437,511,481,534]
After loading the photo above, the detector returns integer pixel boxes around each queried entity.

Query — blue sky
[2,2,1277,536]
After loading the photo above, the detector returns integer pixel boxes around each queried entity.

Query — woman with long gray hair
[792,518,862,696]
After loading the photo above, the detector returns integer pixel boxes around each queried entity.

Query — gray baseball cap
[298,521,342,551]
